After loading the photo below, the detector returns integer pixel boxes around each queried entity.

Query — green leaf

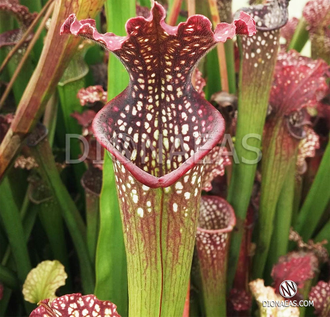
[0,177,31,283]
[265,158,296,281]
[288,18,309,53]
[23,260,67,304]
[296,138,330,241]
[57,50,88,198]
[94,1,135,315]
[227,23,281,289]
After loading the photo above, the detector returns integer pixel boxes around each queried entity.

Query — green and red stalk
[61,3,255,315]
[227,0,289,288]
[252,51,329,279]
[93,1,134,315]
[167,0,184,26]
[0,0,106,182]
[208,0,228,92]
[196,196,235,316]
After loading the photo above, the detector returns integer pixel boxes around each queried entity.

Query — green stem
[224,40,236,94]
[138,0,151,8]
[295,138,330,241]
[114,170,202,316]
[167,0,183,25]
[86,192,100,266]
[1,189,32,266]
[299,277,316,317]
[217,0,235,94]
[0,228,6,260]
[95,156,128,315]
[204,49,221,99]
[0,177,31,283]
[42,94,58,147]
[188,290,202,317]
[291,177,303,227]
[57,55,88,195]
[94,1,134,315]
[0,265,18,290]
[288,18,309,53]
[36,201,70,273]
[30,135,94,294]
[0,188,38,316]
[252,122,297,279]
[5,45,34,105]
[0,289,12,317]
[19,0,42,14]
[265,158,296,281]
[227,30,280,288]
[315,219,330,252]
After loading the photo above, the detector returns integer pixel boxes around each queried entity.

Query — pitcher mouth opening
[197,196,236,234]
[92,94,225,188]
